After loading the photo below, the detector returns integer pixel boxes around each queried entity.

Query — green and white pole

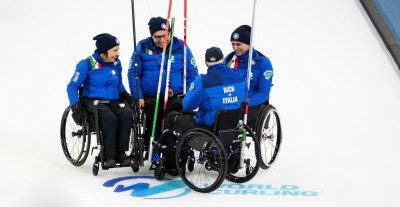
[148,0,173,164]
[162,17,176,131]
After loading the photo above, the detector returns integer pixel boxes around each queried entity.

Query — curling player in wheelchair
[66,33,135,168]
[159,46,247,176]
[225,25,274,124]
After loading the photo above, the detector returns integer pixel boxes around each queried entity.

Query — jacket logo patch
[191,58,197,67]
[189,82,194,91]
[264,70,273,80]
[112,70,116,76]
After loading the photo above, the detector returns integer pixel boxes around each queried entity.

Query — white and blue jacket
[67,52,127,106]
[183,63,247,127]
[128,37,198,100]
[225,48,273,107]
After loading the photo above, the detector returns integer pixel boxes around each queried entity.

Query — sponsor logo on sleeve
[73,72,80,82]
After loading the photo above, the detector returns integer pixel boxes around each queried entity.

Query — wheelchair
[172,104,261,193]
[249,100,282,170]
[60,99,141,175]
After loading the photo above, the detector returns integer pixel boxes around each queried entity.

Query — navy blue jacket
[225,48,273,107]
[128,37,198,100]
[183,63,247,127]
[67,52,127,106]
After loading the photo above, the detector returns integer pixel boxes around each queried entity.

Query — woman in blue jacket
[67,33,135,168]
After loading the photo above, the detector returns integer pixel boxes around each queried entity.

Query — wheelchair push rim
[256,105,282,169]
[60,106,91,166]
[176,128,227,193]
[224,124,261,183]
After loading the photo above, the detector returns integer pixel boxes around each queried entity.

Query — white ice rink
[1,0,400,206]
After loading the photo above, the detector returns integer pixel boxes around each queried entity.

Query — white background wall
[1,0,400,206]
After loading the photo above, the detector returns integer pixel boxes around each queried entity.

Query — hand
[71,103,83,125]
[139,99,145,108]
[119,91,135,108]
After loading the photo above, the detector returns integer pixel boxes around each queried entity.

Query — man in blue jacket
[160,46,246,175]
[165,47,246,133]
[128,17,198,142]
[67,33,134,168]
[225,25,274,124]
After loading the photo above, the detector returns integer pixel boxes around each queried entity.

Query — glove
[177,94,185,105]
[71,103,83,125]
[119,91,135,108]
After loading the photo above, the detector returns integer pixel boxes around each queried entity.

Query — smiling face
[152,30,170,48]
[101,45,120,63]
[231,40,250,56]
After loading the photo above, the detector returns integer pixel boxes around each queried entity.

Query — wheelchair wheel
[256,105,282,169]
[225,125,260,183]
[176,128,227,193]
[60,106,90,166]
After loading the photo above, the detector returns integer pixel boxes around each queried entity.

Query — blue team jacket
[183,63,247,127]
[224,48,273,107]
[67,52,127,106]
[128,37,198,100]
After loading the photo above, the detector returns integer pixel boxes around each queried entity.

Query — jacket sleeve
[184,45,199,93]
[66,60,89,106]
[117,60,127,94]
[128,43,144,100]
[249,57,273,107]
[182,75,204,111]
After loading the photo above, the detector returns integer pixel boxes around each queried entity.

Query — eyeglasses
[153,34,168,40]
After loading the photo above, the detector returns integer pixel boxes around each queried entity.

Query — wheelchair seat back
[213,106,244,146]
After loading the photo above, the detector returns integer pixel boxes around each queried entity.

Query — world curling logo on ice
[103,176,318,199]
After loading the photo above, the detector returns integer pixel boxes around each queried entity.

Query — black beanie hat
[205,47,223,62]
[148,17,170,36]
[230,25,251,45]
[93,33,120,54]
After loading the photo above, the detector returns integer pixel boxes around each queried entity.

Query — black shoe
[104,158,116,168]
[118,152,131,167]
[165,167,179,176]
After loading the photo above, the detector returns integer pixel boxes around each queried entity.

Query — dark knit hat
[93,33,120,54]
[230,25,251,45]
[148,17,171,35]
[205,47,223,62]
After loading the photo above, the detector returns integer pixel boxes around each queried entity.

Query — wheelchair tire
[176,128,227,193]
[60,106,91,166]
[256,105,282,169]
[225,125,260,183]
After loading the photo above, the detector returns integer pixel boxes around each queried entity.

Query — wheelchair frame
[170,105,261,193]
[60,99,139,175]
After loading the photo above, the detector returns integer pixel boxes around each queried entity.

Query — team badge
[161,23,166,29]
[115,38,120,44]
[233,33,239,40]
[264,70,273,80]
[191,58,197,67]
[112,70,116,76]
[189,82,195,91]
